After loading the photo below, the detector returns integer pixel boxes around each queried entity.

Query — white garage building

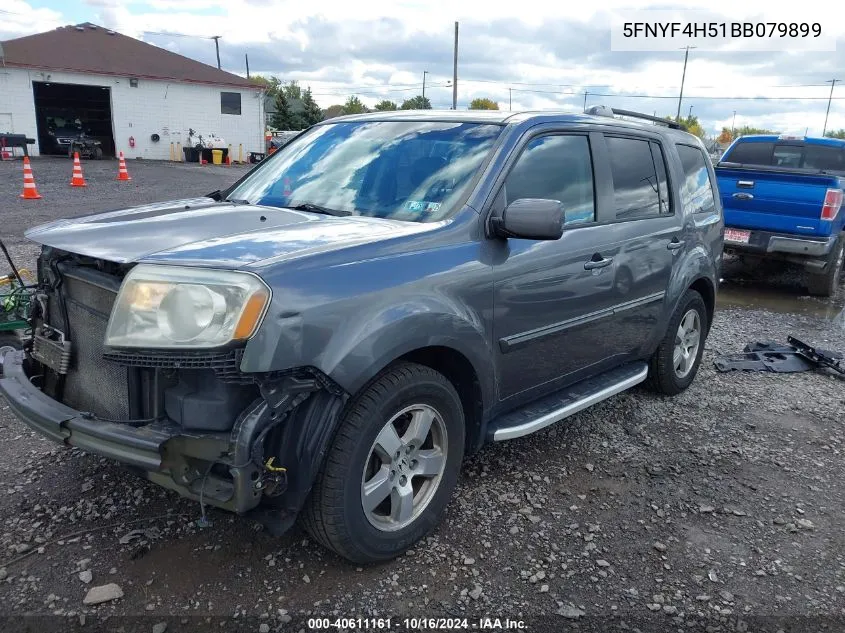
[0,22,264,160]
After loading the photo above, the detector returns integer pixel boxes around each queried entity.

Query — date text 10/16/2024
[307,617,527,630]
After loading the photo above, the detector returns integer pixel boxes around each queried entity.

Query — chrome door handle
[584,256,613,270]
[667,239,685,251]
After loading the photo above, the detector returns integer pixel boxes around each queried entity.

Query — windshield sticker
[404,200,441,213]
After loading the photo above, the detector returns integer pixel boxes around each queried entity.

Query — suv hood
[25,197,434,267]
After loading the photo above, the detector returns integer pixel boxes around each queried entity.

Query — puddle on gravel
[717,280,845,323]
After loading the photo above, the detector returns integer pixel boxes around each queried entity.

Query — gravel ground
[1,158,845,633]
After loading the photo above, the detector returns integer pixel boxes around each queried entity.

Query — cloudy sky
[2,0,843,136]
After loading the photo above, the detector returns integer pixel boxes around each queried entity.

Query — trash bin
[211,149,223,165]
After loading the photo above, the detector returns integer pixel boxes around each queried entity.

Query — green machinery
[0,239,34,349]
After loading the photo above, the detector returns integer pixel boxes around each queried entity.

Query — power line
[143,30,216,39]
[260,79,843,102]
[507,87,845,101]
[441,77,833,90]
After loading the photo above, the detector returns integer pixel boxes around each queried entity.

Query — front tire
[301,362,465,563]
[806,237,844,297]
[647,289,708,395]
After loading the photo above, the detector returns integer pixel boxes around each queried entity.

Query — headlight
[105,264,271,349]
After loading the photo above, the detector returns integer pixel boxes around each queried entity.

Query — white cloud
[0,1,63,39]
[3,0,845,135]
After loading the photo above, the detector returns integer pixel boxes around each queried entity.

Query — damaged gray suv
[0,108,723,562]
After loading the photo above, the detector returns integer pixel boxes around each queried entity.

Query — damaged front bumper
[0,347,268,514]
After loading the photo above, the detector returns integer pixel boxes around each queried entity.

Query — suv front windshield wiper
[285,202,352,217]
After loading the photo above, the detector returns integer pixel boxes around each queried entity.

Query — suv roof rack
[585,105,683,130]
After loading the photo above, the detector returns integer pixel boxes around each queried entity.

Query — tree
[250,75,281,97]
[469,98,499,110]
[735,125,774,136]
[342,95,368,115]
[717,128,734,144]
[272,91,298,130]
[301,87,323,126]
[825,129,845,139]
[374,99,398,111]
[322,104,346,119]
[281,80,302,101]
[666,114,705,138]
[400,95,432,110]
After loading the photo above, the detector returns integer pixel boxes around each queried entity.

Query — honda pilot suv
[0,107,723,563]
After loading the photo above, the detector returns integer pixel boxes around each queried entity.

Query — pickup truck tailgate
[717,167,840,237]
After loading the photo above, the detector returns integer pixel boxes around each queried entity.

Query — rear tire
[301,361,465,563]
[806,237,844,297]
[647,289,708,396]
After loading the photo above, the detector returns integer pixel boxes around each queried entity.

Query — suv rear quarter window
[676,144,717,215]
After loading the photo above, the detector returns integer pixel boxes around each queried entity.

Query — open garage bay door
[33,82,115,157]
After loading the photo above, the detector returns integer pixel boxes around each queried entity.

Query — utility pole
[731,110,736,137]
[245,53,250,78]
[676,45,695,121]
[509,87,512,111]
[583,91,588,112]
[452,21,459,110]
[823,78,839,136]
[211,35,221,69]
[422,70,428,100]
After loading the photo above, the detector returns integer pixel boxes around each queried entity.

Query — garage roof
[0,23,258,90]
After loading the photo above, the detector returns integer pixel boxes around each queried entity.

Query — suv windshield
[227,120,503,222]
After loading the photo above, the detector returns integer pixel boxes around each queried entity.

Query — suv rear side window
[503,134,595,225]
[676,144,716,215]
[606,136,665,220]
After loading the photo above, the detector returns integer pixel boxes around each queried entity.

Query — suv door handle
[584,256,613,270]
[667,238,685,251]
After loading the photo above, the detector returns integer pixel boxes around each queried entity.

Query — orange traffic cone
[20,157,42,199]
[70,152,87,187]
[116,151,131,181]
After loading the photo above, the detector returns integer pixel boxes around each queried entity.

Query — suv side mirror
[492,198,564,240]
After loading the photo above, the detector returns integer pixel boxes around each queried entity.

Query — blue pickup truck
[715,134,845,296]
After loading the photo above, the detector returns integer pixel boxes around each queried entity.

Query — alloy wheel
[361,404,448,532]
[673,309,701,379]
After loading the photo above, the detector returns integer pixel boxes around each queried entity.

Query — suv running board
[488,362,649,441]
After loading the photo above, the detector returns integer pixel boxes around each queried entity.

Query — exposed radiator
[49,271,129,419]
